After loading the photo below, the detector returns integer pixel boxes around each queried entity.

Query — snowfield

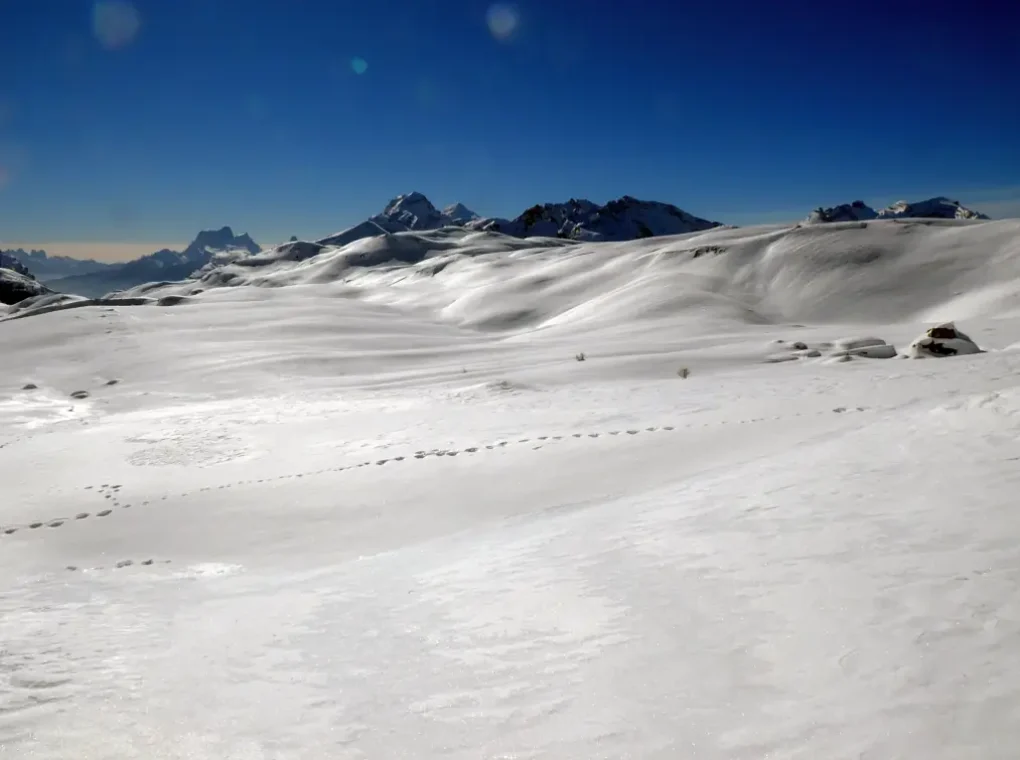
[3,218,1020,759]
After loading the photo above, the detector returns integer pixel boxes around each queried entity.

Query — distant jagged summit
[43,227,261,299]
[468,195,722,241]
[184,226,260,261]
[117,227,260,279]
[807,197,990,224]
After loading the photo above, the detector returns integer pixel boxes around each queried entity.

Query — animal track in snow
[65,558,172,572]
[0,404,880,537]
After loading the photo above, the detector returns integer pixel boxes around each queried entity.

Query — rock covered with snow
[0,267,51,305]
[469,195,722,241]
[0,251,34,278]
[806,197,989,224]
[906,322,982,358]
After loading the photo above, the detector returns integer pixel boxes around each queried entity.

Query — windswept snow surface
[3,218,1020,758]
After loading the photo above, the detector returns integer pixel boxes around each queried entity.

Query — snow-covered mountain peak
[442,202,479,224]
[375,192,446,231]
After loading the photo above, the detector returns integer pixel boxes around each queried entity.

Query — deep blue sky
[2,0,1018,257]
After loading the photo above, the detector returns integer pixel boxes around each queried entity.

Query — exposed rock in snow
[806,197,990,224]
[764,335,899,364]
[906,322,982,358]
[0,267,51,305]
[469,195,722,241]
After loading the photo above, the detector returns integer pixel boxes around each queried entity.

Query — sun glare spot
[92,1,142,50]
[486,4,520,41]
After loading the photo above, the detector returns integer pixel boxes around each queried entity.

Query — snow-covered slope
[106,217,1020,329]
[807,196,990,223]
[4,216,1020,759]
[48,227,260,299]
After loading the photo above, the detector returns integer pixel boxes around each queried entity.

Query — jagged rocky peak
[185,226,261,259]
[469,195,721,241]
[807,197,989,224]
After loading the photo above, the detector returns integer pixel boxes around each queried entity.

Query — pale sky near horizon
[0,241,188,263]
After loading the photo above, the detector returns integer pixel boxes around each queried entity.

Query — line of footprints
[1,405,870,539]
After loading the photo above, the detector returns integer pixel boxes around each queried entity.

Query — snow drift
[91,217,1020,332]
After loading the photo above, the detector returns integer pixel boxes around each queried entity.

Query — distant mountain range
[313,191,723,249]
[1,248,111,279]
[805,197,989,224]
[1,227,261,299]
[1,193,995,304]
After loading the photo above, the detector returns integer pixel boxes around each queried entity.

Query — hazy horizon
[4,191,1018,263]
[0,240,188,263]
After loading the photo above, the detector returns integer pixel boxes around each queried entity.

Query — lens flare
[486,4,520,41]
[351,57,369,75]
[92,1,141,50]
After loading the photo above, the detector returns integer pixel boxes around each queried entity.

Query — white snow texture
[3,208,1020,759]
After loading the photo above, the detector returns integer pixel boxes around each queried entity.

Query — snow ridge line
[0,404,873,536]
